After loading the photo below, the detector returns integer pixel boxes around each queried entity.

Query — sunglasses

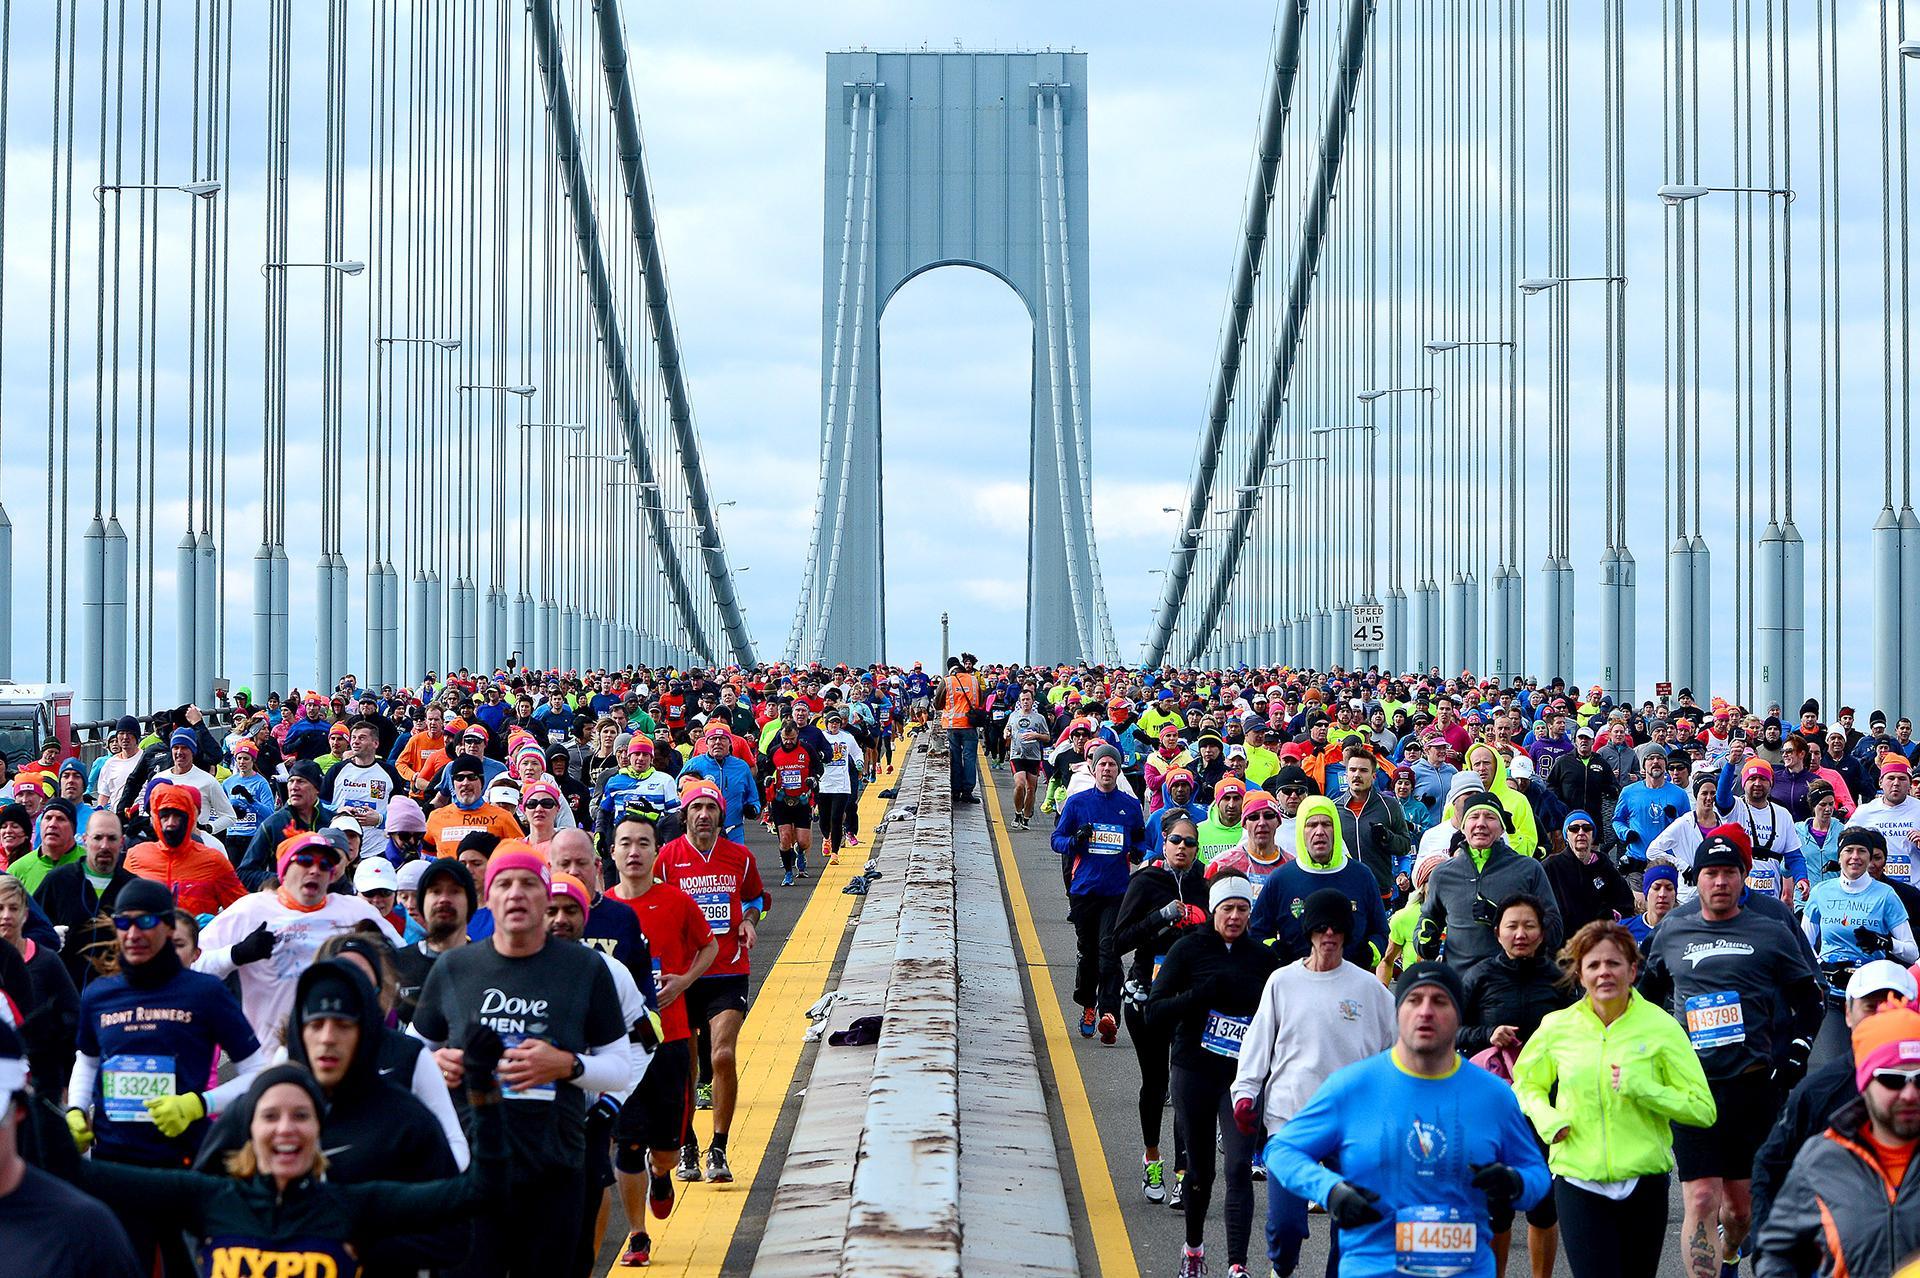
[287,850,337,869]
[111,912,167,931]
[1278,785,1307,797]
[1163,834,1197,847]
[523,798,558,811]
[1566,823,1594,834]
[1244,811,1279,821]
[1870,1068,1920,1092]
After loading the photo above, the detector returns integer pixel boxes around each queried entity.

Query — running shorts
[770,799,812,827]
[683,973,751,1025]
[1671,1070,1780,1182]
[619,1038,693,1155]
[1010,758,1042,776]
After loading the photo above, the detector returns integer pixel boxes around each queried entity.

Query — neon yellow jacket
[1511,990,1716,1182]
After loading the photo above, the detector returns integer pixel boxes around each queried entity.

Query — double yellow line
[981,766,1141,1278]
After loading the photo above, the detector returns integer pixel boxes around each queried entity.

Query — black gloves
[1855,927,1894,956]
[1470,1161,1525,1206]
[1326,1180,1384,1227]
[1773,1036,1814,1092]
[464,1025,505,1090]
[229,922,276,967]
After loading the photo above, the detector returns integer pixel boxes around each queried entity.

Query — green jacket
[1511,990,1716,1182]
[1196,810,1244,865]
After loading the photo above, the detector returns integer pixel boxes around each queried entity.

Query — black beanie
[1299,888,1354,939]
[114,878,177,917]
[1393,960,1466,1011]
[298,962,366,1026]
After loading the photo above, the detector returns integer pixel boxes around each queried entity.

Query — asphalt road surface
[983,761,1699,1278]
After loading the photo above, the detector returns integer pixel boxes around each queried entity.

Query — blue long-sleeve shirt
[1248,857,1389,965]
[680,754,760,841]
[1050,785,1150,896]
[1266,1050,1550,1278]
[1611,778,1686,851]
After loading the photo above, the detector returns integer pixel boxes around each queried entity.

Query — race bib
[1152,954,1168,982]
[1201,1010,1251,1058]
[101,1054,176,1123]
[692,890,733,934]
[1088,824,1126,856]
[1394,1206,1477,1277]
[498,1033,557,1102]
[778,765,803,791]
[1746,860,1783,898]
[1684,991,1745,1050]
[1889,848,1913,883]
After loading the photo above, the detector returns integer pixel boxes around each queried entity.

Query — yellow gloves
[143,1092,206,1138]
[64,1108,93,1152]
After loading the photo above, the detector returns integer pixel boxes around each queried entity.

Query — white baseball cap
[330,812,364,835]
[1846,958,1919,1004]
[354,857,398,894]
[395,859,431,892]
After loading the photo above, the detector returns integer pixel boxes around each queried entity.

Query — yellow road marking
[981,762,1141,1278]
[607,732,909,1276]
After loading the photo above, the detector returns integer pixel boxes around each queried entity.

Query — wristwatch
[567,1052,586,1082]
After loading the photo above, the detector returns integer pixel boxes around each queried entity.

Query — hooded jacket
[1445,744,1540,858]
[1455,949,1575,1056]
[124,784,246,916]
[1249,795,1390,964]
[1754,1095,1920,1278]
[192,963,465,1277]
[1417,832,1563,976]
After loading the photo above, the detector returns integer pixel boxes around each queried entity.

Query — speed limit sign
[1352,604,1385,653]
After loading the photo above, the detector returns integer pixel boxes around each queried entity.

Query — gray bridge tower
[789,51,1118,667]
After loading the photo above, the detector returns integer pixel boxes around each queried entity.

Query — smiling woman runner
[74,1050,506,1278]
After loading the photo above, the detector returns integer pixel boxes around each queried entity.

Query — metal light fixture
[95,180,222,200]
[1656,184,1793,205]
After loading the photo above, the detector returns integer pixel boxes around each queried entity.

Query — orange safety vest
[942,672,982,731]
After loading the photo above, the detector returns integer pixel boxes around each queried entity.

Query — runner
[197,831,401,1047]
[763,718,822,885]
[409,847,631,1277]
[1511,920,1715,1278]
[655,782,764,1183]
[1417,790,1562,975]
[1798,826,1918,1063]
[66,879,270,1273]
[1112,810,1209,1208]
[1006,686,1052,830]
[1146,873,1281,1278]
[1265,960,1551,1278]
[391,858,475,1025]
[815,707,863,865]
[1231,889,1394,1278]
[1640,826,1823,1278]
[606,807,718,1266]
[1249,793,1391,965]
[1051,742,1151,1045]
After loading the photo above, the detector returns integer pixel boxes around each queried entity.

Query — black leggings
[1171,1063,1258,1263]
[1123,1001,1186,1172]
[1553,1173,1670,1278]
[818,792,852,848]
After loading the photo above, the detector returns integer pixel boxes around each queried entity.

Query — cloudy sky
[0,1,1906,712]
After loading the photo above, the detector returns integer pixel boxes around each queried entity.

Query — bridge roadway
[593,740,1694,1277]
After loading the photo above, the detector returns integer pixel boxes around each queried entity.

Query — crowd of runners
[0,658,1916,1277]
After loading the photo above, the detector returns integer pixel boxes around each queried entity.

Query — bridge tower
[790,51,1116,667]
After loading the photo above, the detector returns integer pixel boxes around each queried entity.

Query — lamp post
[1359,388,1435,669]
[94,180,221,199]
[1655,183,1794,205]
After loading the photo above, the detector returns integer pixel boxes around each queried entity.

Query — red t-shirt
[654,835,766,978]
[608,881,714,1042]
[767,743,819,803]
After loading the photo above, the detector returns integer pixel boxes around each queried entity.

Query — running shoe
[649,1168,675,1218]
[797,852,809,876]
[1079,1007,1097,1038]
[1098,1012,1117,1046]
[1226,1266,1250,1278]
[845,833,859,847]
[1177,1245,1207,1277]
[620,1230,651,1266]
[781,872,794,887]
[675,1143,703,1182]
[1250,1161,1266,1182]
[1141,1158,1166,1203]
[1167,1170,1185,1210]
[696,1083,713,1110]
[796,863,809,880]
[706,1146,734,1183]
